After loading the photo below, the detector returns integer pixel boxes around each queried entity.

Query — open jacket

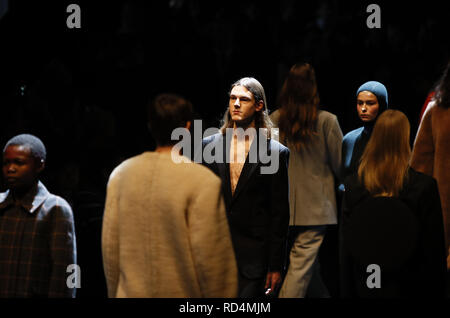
[201,132,290,279]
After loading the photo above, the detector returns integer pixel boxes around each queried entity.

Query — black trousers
[238,273,265,298]
[238,272,280,298]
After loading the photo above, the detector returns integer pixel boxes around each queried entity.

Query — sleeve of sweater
[411,103,435,176]
[102,167,121,298]
[188,174,238,298]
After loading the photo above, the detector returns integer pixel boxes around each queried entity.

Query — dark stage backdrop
[0,0,449,298]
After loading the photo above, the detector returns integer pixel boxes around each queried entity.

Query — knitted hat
[356,81,389,111]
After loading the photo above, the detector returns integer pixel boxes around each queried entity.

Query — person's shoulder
[318,109,338,122]
[344,127,364,139]
[50,194,72,210]
[343,127,364,142]
[269,109,280,125]
[318,110,340,130]
[166,154,221,182]
[43,191,74,219]
[202,132,222,145]
[270,109,280,117]
[108,152,151,181]
[179,161,222,190]
[269,138,289,154]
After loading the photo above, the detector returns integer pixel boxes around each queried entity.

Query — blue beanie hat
[356,81,389,111]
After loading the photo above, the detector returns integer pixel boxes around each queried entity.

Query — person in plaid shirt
[0,134,77,298]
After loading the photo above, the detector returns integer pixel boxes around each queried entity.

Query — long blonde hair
[358,110,411,197]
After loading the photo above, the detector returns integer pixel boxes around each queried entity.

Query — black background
[0,0,449,299]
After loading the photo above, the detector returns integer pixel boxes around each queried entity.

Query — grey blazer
[270,109,343,225]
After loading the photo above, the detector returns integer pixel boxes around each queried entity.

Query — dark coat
[340,168,447,298]
[201,132,290,280]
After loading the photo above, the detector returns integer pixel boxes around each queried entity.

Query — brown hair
[435,61,450,109]
[358,110,411,197]
[277,63,319,151]
[220,77,273,138]
[147,93,193,146]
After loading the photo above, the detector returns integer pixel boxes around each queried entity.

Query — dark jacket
[340,168,447,298]
[201,132,290,280]
[0,181,77,298]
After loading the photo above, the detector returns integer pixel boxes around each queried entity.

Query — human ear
[255,100,264,112]
[37,159,45,174]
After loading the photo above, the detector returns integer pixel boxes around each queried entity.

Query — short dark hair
[3,134,47,162]
[147,93,193,146]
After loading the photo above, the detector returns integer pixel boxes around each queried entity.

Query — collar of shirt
[0,181,50,214]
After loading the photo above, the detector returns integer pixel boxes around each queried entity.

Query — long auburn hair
[277,63,319,152]
[220,77,274,138]
[358,110,411,197]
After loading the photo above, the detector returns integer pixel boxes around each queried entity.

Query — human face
[229,85,263,128]
[357,91,380,122]
[2,145,43,192]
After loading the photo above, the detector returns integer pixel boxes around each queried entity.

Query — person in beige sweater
[102,94,238,297]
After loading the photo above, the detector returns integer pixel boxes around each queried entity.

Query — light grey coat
[270,109,343,225]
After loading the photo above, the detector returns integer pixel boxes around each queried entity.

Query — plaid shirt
[0,181,77,298]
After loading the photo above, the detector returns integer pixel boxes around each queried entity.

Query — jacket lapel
[231,133,261,204]
[215,134,233,208]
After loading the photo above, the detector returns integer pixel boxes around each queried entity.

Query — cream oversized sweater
[102,152,238,297]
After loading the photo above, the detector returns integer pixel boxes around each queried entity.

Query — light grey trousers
[279,225,330,298]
